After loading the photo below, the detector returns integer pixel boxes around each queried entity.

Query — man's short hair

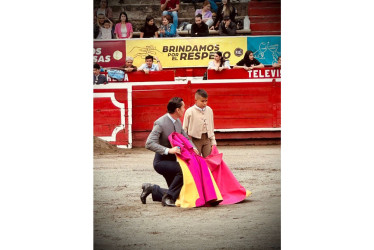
[145,55,153,61]
[167,97,184,113]
[94,63,101,70]
[195,89,208,99]
[195,14,203,19]
[126,56,134,62]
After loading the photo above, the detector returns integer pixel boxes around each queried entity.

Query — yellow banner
[126,37,247,68]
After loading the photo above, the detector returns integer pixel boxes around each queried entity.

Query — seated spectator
[160,0,180,28]
[208,51,230,71]
[159,15,177,37]
[272,56,281,68]
[122,57,138,72]
[233,50,264,70]
[195,0,214,28]
[94,0,113,24]
[183,0,220,13]
[137,55,163,73]
[211,0,237,30]
[114,12,133,39]
[107,57,138,72]
[191,14,209,37]
[209,0,221,14]
[140,16,159,38]
[218,16,236,36]
[98,17,113,39]
[93,63,108,85]
[94,14,106,39]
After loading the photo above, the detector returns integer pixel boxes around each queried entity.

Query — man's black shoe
[140,183,153,204]
[161,194,176,207]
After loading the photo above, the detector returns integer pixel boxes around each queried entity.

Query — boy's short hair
[103,20,110,24]
[94,63,101,70]
[167,97,184,113]
[145,55,154,61]
[195,89,208,99]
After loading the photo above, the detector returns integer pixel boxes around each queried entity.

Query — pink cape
[168,132,222,207]
[205,145,251,205]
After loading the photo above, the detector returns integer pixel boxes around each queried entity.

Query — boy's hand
[193,148,199,155]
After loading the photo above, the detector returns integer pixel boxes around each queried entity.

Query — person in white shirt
[207,51,230,71]
[98,18,113,39]
[137,55,163,74]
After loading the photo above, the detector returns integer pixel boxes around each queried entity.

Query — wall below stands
[93,69,281,148]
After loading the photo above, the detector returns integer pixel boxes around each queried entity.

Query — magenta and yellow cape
[168,132,251,208]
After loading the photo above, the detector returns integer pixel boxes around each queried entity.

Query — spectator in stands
[211,0,237,30]
[191,14,209,37]
[183,0,220,13]
[209,0,221,14]
[234,50,264,70]
[93,63,108,85]
[107,57,138,72]
[140,16,159,38]
[159,15,177,37]
[160,0,180,28]
[94,0,113,24]
[114,12,133,39]
[272,56,281,68]
[195,0,214,28]
[97,17,113,39]
[218,15,236,36]
[138,55,163,74]
[123,56,138,72]
[208,51,230,71]
[94,14,106,39]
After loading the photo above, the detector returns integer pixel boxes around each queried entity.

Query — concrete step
[249,7,281,16]
[248,1,281,8]
[250,31,281,35]
[250,22,280,31]
[132,28,251,37]
[249,16,280,23]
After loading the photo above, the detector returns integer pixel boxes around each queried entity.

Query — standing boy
[183,89,216,157]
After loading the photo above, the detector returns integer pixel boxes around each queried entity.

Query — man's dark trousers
[151,153,183,201]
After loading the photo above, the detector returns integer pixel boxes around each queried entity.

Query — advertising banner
[93,40,127,68]
[93,36,281,68]
[208,68,281,80]
[247,36,281,66]
[126,37,247,68]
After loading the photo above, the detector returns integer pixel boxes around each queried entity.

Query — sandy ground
[94,145,281,250]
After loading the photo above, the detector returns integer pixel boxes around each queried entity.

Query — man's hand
[169,146,181,154]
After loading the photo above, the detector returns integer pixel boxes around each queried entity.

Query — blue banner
[247,36,281,66]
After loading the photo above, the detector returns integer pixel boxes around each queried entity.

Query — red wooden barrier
[93,88,130,148]
[208,68,281,80]
[93,70,281,148]
[103,70,175,82]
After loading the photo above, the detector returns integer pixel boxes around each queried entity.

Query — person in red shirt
[160,0,180,28]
